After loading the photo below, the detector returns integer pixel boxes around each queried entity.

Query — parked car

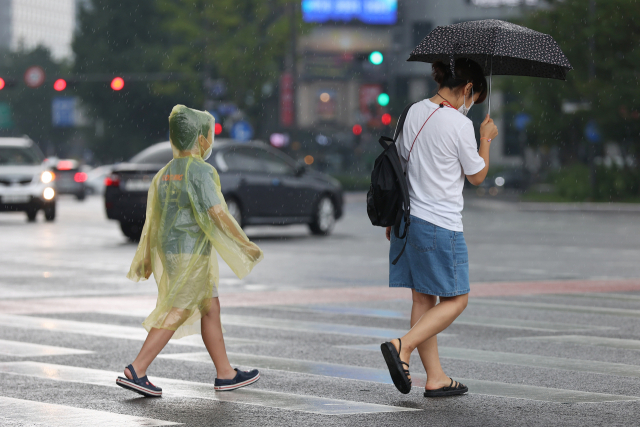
[0,137,56,221]
[85,164,113,195]
[51,159,87,200]
[105,140,344,240]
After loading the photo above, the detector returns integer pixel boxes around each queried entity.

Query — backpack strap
[377,102,416,149]
[391,102,443,265]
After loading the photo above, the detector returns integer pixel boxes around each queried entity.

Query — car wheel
[120,221,143,241]
[44,203,56,222]
[26,208,38,222]
[309,195,335,236]
[226,198,243,227]
[76,192,86,201]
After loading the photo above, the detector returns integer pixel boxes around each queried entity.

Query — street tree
[503,0,640,164]
[0,47,69,154]
[73,0,300,162]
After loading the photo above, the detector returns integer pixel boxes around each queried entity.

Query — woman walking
[381,58,498,397]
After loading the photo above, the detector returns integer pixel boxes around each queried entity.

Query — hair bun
[431,61,452,86]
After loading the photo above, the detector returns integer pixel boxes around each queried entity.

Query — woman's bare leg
[125,327,174,379]
[390,293,468,388]
[201,297,236,380]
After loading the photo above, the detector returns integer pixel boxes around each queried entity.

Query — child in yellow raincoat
[116,105,263,397]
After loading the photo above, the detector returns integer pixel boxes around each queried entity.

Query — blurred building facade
[0,0,76,60]
[292,0,546,169]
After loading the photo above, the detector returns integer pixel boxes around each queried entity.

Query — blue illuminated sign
[302,0,397,25]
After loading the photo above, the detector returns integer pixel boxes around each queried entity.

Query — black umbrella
[408,19,573,112]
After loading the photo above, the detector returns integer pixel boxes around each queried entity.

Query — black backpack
[366,102,415,265]
[367,101,444,264]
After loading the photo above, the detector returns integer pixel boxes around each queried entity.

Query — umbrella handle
[488,56,493,116]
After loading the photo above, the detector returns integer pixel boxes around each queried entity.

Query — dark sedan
[105,140,344,240]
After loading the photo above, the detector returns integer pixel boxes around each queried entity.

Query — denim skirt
[389,215,470,297]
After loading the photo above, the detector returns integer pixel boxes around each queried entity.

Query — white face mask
[458,87,474,116]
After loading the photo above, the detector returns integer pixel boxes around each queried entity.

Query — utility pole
[588,0,597,198]
[289,0,298,129]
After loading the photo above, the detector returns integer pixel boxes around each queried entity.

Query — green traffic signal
[369,51,384,65]
[377,93,390,106]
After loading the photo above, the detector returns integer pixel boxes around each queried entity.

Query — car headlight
[43,187,55,200]
[41,171,55,183]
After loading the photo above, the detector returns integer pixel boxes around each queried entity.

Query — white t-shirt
[396,99,485,232]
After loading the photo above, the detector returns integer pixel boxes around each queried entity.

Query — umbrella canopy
[408,19,573,81]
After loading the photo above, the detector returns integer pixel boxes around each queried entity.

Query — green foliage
[534,164,640,202]
[0,47,69,150]
[550,164,592,201]
[73,0,180,161]
[73,0,300,162]
[593,165,640,200]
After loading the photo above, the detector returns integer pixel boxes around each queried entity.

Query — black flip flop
[423,378,468,397]
[381,338,412,394]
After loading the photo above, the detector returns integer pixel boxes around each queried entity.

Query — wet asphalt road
[1,193,640,426]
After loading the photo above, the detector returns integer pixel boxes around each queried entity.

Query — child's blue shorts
[389,215,470,297]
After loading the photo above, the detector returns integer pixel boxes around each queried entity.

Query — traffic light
[0,78,4,90]
[377,93,390,107]
[214,123,223,135]
[352,124,362,135]
[111,77,125,91]
[53,79,67,91]
[381,113,392,126]
[369,51,384,65]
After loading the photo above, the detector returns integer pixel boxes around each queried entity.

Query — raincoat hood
[169,105,215,159]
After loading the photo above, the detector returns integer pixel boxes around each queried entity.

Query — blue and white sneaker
[116,364,162,397]
[214,368,260,391]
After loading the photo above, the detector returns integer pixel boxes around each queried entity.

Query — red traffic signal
[53,79,67,91]
[111,77,125,91]
[214,123,223,135]
[352,124,362,135]
[0,78,4,90]
[381,113,392,126]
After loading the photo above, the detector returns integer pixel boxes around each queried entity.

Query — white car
[85,164,113,195]
[0,137,56,221]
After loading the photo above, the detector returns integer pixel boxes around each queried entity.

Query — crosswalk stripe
[0,339,93,357]
[0,396,180,426]
[0,362,419,415]
[269,304,613,332]
[0,314,260,348]
[0,312,427,342]
[158,351,639,403]
[470,299,640,318]
[510,334,640,350]
[220,314,416,339]
[341,344,640,379]
[557,293,640,302]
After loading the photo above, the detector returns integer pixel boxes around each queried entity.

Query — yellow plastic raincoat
[127,105,263,339]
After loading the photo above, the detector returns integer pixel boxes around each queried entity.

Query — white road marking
[101,309,424,339]
[0,314,260,348]
[0,396,180,426]
[269,305,613,332]
[159,351,640,404]
[470,299,640,318]
[0,362,419,415]
[220,314,418,339]
[510,334,640,350]
[0,339,93,357]
[341,343,640,380]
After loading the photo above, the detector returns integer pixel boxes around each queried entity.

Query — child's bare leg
[201,297,236,380]
[125,327,174,379]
